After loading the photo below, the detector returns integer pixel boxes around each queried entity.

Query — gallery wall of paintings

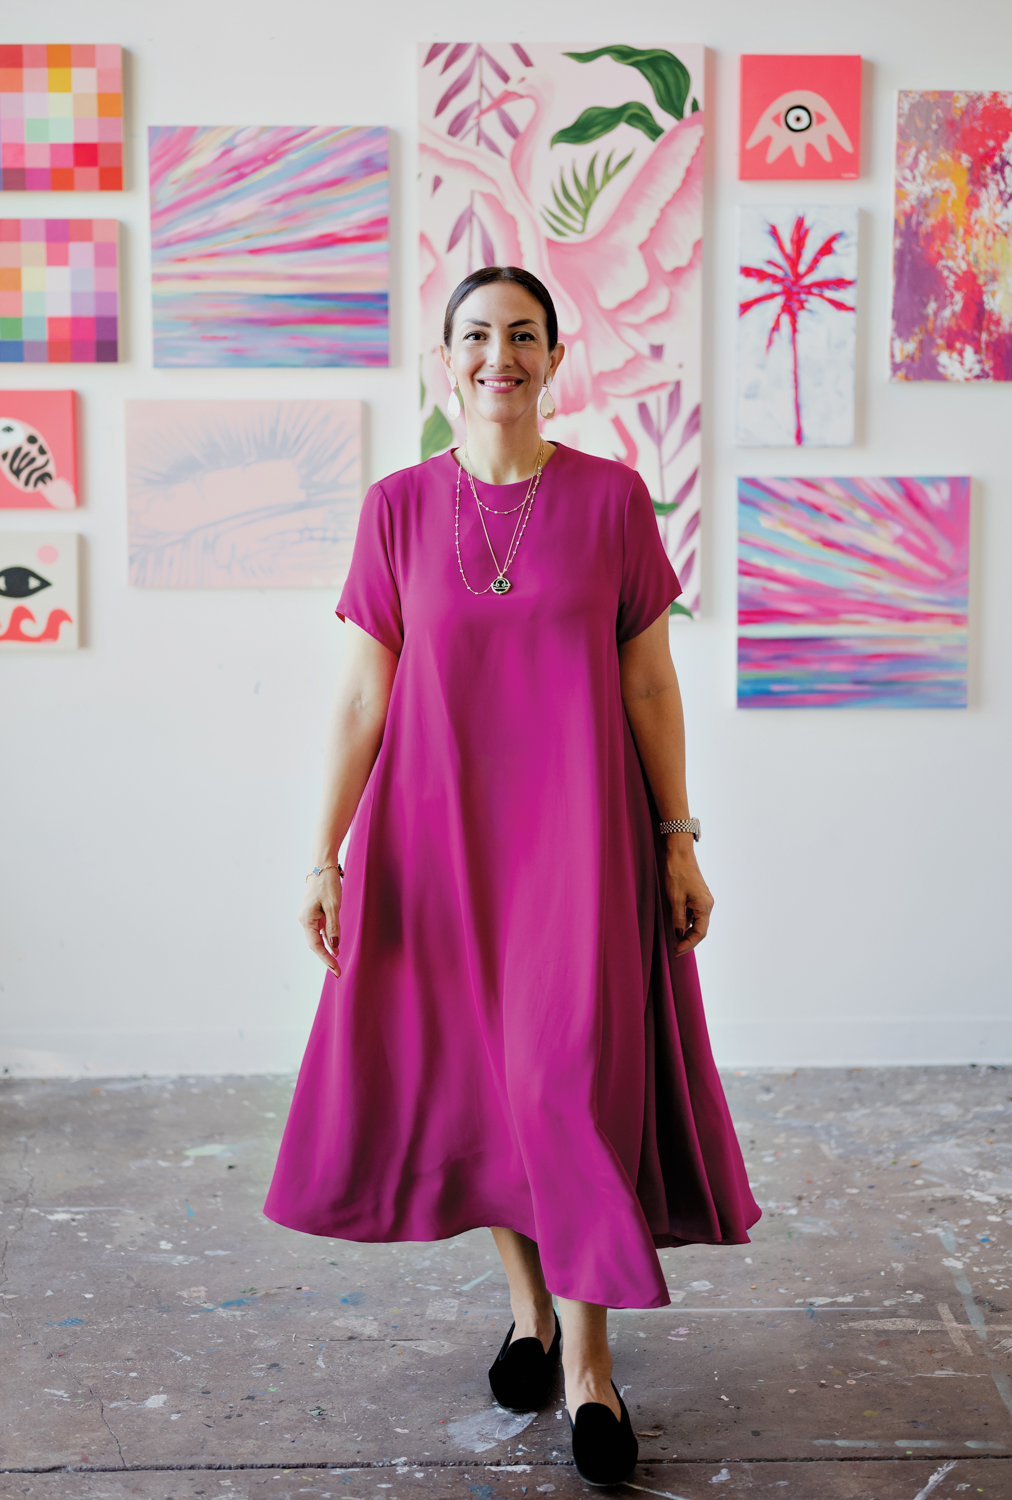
[2,5,1010,1076]
[1,37,1004,695]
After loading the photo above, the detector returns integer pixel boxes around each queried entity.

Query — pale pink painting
[125,400,362,588]
[419,43,703,615]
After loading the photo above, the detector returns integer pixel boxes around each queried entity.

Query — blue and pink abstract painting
[148,126,388,367]
[738,476,970,709]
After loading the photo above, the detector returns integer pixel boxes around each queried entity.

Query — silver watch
[659,817,700,841]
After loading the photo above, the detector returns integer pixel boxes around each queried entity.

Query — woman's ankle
[510,1292,556,1346]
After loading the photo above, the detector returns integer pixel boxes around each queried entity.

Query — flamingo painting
[419,42,704,614]
[736,206,857,448]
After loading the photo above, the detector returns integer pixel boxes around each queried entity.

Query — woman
[265,266,759,1486]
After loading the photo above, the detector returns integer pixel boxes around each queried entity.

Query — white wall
[2,0,1011,1077]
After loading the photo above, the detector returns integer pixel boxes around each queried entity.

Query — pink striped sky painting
[738,475,969,708]
[149,126,388,367]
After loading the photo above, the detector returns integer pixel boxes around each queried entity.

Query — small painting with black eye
[739,55,862,181]
[0,533,79,650]
[0,390,78,510]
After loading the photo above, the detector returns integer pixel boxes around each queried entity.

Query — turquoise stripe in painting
[737,476,969,709]
[738,634,968,708]
[149,126,389,368]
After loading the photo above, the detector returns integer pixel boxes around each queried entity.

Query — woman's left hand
[665,839,714,956]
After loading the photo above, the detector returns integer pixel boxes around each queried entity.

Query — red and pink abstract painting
[0,531,78,649]
[738,476,969,709]
[0,389,77,508]
[891,91,1012,382]
[739,55,861,180]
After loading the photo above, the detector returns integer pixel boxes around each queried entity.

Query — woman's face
[442,281,564,426]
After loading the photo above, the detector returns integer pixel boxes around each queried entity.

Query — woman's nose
[483,337,512,367]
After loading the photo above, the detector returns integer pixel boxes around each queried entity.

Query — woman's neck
[458,418,554,484]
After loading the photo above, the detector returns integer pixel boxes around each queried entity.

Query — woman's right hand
[299,868,343,976]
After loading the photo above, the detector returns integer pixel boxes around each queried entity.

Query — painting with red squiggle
[892,91,1012,381]
[738,476,969,709]
[0,531,78,649]
[418,43,703,616]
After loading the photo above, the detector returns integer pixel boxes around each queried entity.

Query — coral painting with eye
[0,390,77,509]
[739,55,861,181]
[0,533,78,649]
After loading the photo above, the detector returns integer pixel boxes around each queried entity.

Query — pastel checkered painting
[0,44,123,192]
[0,219,118,363]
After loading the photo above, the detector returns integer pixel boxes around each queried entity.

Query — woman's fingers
[309,921,341,976]
[299,895,342,976]
[669,875,714,956]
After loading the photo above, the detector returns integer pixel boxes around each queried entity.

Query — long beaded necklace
[454,441,545,596]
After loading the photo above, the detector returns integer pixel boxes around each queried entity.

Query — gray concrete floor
[1,1067,1010,1500]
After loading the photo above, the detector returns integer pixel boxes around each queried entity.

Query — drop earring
[446,381,462,421]
[539,377,556,420]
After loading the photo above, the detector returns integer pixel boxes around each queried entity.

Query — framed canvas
[892,91,1012,381]
[0,44,123,192]
[0,218,118,363]
[0,389,77,507]
[149,126,389,367]
[737,206,856,447]
[419,42,703,616]
[737,476,969,709]
[126,399,362,588]
[739,55,861,180]
[0,530,78,648]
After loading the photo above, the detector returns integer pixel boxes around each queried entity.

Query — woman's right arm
[298,620,399,976]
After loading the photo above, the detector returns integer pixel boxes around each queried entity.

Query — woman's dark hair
[443,265,558,349]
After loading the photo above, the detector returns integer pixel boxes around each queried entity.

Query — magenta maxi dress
[265,445,759,1309]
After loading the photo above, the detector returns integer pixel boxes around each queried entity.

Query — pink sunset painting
[738,475,969,709]
[419,43,703,616]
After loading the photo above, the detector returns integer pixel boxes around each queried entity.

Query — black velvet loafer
[569,1381,639,1486]
[488,1312,562,1411]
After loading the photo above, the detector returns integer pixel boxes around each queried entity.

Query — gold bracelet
[306,863,344,881]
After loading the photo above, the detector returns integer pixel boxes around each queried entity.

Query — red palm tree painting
[738,212,855,445]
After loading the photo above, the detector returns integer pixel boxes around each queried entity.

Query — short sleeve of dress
[616,470,682,643]
[336,482,403,655]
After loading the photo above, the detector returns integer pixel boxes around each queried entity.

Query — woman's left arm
[619,611,713,956]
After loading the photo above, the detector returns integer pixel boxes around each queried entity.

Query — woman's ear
[549,342,566,380]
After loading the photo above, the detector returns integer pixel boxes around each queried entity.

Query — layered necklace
[454,440,546,596]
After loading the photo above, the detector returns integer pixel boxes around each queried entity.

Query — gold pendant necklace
[454,442,545,596]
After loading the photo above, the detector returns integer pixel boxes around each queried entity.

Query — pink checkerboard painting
[0,44,123,193]
[0,219,118,363]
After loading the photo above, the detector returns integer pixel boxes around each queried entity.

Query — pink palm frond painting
[739,213,855,445]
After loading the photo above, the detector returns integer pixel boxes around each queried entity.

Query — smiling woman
[264,265,759,1489]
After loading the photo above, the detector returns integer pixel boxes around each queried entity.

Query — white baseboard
[0,1028,308,1079]
[706,1016,1012,1070]
[2,1019,1009,1079]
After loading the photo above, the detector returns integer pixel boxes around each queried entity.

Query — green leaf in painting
[421,405,454,461]
[551,101,663,149]
[670,600,694,618]
[541,149,633,238]
[564,46,692,121]
[691,96,700,113]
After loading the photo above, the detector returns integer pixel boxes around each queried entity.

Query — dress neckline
[443,441,566,491]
